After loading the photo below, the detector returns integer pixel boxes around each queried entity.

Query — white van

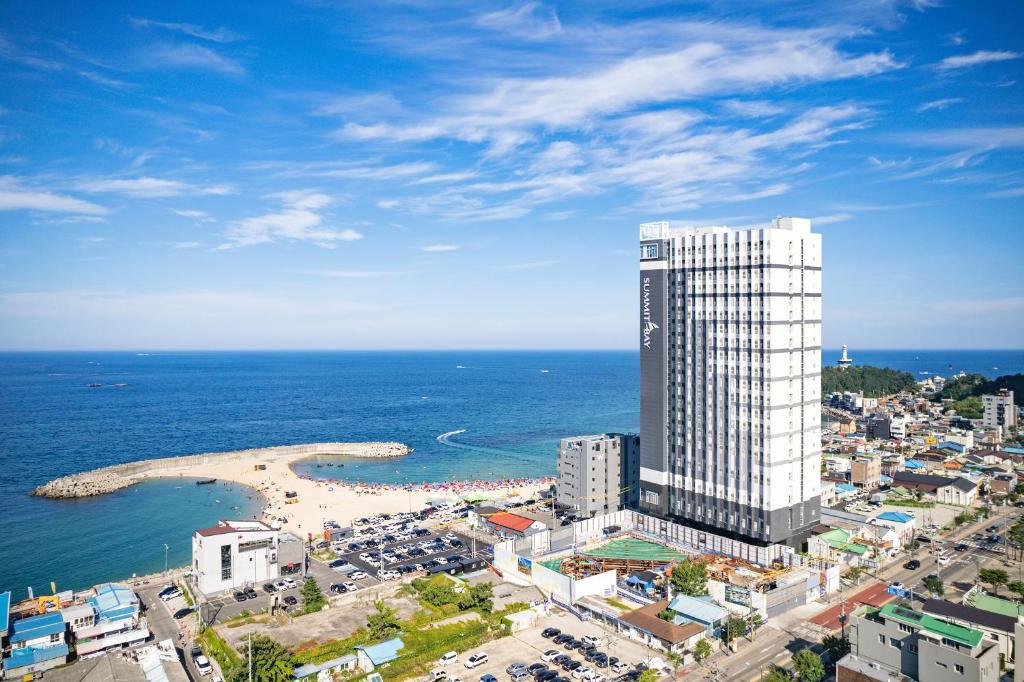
[464,652,488,669]
[438,651,458,666]
[195,655,213,676]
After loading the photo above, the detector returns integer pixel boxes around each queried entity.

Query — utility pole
[248,631,253,682]
[163,544,169,574]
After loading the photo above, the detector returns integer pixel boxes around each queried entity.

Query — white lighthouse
[838,344,853,369]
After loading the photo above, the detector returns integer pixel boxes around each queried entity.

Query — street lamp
[163,543,169,574]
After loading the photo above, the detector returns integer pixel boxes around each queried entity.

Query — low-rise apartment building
[556,433,639,517]
[848,603,1000,682]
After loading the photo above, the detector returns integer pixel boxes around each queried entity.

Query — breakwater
[31,442,410,499]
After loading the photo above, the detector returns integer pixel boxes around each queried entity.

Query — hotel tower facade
[638,217,821,548]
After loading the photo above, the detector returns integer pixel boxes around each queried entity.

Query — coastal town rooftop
[194,519,274,537]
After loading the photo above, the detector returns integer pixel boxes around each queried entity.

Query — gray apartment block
[556,433,639,517]
[849,603,1000,682]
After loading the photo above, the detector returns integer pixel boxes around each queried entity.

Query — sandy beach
[34,442,552,538]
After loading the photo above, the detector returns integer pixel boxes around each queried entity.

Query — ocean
[0,349,1020,598]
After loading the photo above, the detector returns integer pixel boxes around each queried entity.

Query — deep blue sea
[0,349,1020,598]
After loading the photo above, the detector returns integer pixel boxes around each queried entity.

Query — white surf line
[436,428,468,443]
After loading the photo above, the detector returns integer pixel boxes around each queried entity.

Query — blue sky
[0,1,1021,350]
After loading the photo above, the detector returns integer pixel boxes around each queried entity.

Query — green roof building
[846,603,1000,682]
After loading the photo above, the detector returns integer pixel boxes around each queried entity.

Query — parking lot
[199,513,489,623]
[431,613,659,682]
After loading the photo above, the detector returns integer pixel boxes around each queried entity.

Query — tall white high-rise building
[638,217,821,547]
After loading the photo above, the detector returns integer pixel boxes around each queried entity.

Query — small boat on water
[87,383,102,388]
[196,478,217,486]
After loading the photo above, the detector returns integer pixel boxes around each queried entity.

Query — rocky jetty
[31,441,410,499]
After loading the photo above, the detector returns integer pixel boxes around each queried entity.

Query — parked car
[465,652,488,669]
[283,596,298,606]
[439,651,459,666]
[543,650,561,662]
[195,655,213,676]
[262,583,276,593]
[343,581,359,592]
[244,587,258,599]
[506,663,527,675]
[330,583,346,594]
[904,559,921,570]
[283,577,297,589]
[348,570,368,580]
[158,585,182,601]
[542,627,561,639]
[480,676,498,682]
[581,635,599,647]
[232,591,247,602]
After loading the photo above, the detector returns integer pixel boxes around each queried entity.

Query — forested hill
[821,366,919,398]
[935,373,1024,402]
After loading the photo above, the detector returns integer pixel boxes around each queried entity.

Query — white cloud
[475,2,562,40]
[810,213,853,225]
[987,187,1024,198]
[77,177,233,198]
[722,99,785,117]
[219,191,363,249]
[172,209,215,222]
[420,243,460,252]
[916,98,963,112]
[411,172,478,185]
[901,126,1024,148]
[0,176,107,215]
[376,199,401,209]
[129,17,242,43]
[77,236,107,244]
[172,241,202,249]
[935,50,1022,71]
[146,43,245,75]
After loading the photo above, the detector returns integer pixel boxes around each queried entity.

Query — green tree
[458,582,494,612]
[366,599,400,641]
[301,577,325,613]
[227,635,294,682]
[821,634,851,662]
[657,608,675,622]
[950,396,983,419]
[637,669,659,682]
[793,649,825,682]
[722,617,747,644]
[923,575,945,597]
[980,568,1010,595]
[747,613,764,638]
[763,667,793,682]
[420,580,458,607]
[1008,581,1024,601]
[821,365,919,398]
[670,559,708,596]
[694,638,713,662]
[666,651,684,676]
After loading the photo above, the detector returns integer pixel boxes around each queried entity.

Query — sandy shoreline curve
[32,442,553,537]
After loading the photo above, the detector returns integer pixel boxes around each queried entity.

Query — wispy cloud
[172,209,215,222]
[901,127,1024,149]
[935,50,1022,71]
[129,17,242,43]
[722,99,785,118]
[916,97,963,112]
[77,177,233,198]
[0,176,107,215]
[146,43,245,76]
[475,2,562,40]
[420,243,460,252]
[171,241,202,249]
[986,186,1024,198]
[219,191,363,249]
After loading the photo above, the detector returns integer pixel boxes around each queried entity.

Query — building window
[890,639,902,650]
[878,635,885,644]
[898,623,913,633]
[220,544,232,581]
[936,662,948,669]
[954,664,964,674]
[644,490,660,505]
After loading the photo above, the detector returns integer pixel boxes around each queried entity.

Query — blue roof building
[355,638,404,671]
[836,483,857,494]
[4,612,69,676]
[9,612,65,645]
[0,591,10,638]
[904,459,924,469]
[666,594,729,636]
[90,583,140,623]
[876,511,914,524]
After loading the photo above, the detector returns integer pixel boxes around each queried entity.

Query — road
[138,584,198,682]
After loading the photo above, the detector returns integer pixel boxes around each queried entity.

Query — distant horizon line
[1,347,1022,353]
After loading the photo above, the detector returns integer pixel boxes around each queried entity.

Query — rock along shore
[31,441,410,499]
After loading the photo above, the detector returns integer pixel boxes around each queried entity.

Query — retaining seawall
[31,441,410,499]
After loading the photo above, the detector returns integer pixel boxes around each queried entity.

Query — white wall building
[556,433,639,517]
[983,390,1017,432]
[638,217,821,548]
[192,520,282,595]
